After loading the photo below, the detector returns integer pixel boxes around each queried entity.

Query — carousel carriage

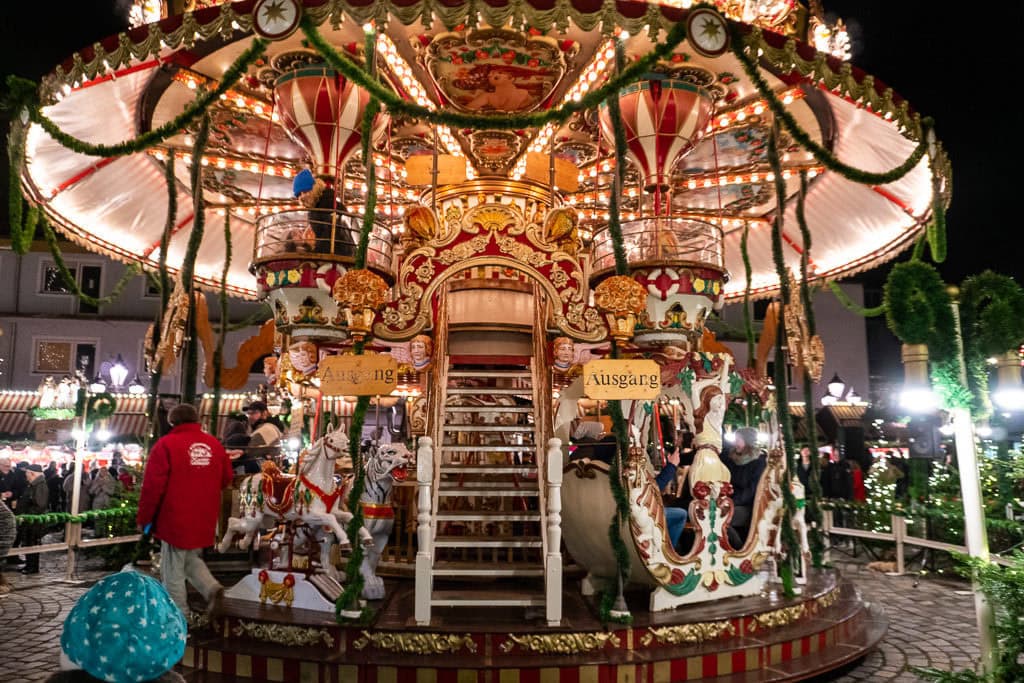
[15,0,946,678]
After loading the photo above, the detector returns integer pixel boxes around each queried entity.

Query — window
[42,264,75,294]
[144,277,162,298]
[752,299,771,321]
[34,340,97,377]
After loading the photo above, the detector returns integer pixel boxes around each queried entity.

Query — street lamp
[89,374,107,394]
[109,354,129,390]
[899,344,939,413]
[127,374,146,396]
[826,372,846,400]
[992,351,1024,411]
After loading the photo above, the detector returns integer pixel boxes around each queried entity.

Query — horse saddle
[261,462,296,506]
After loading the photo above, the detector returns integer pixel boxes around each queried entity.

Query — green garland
[300,13,691,132]
[22,39,267,158]
[180,115,211,405]
[40,220,142,308]
[146,155,177,448]
[794,170,825,567]
[354,30,381,269]
[5,76,35,255]
[925,139,948,264]
[958,271,1024,419]
[210,211,233,435]
[730,30,931,186]
[336,31,381,622]
[87,393,118,424]
[16,505,137,527]
[883,261,956,360]
[603,390,633,624]
[766,123,801,597]
[740,224,755,366]
[828,280,885,317]
[603,39,631,277]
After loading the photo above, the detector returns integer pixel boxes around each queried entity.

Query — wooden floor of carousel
[179,567,885,682]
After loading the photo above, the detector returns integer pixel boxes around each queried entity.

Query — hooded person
[724,426,767,544]
[46,570,187,683]
[293,169,355,257]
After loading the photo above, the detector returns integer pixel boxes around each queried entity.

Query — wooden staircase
[428,363,548,610]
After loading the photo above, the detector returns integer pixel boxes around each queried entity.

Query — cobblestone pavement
[0,547,985,682]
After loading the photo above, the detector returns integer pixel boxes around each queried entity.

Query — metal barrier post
[893,513,905,575]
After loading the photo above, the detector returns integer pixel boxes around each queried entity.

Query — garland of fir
[335,28,380,621]
[16,505,137,527]
[40,220,142,308]
[740,224,755,367]
[957,271,1024,420]
[794,171,825,567]
[767,122,802,597]
[4,76,37,255]
[300,13,690,132]
[209,211,233,435]
[18,39,267,159]
[730,30,931,187]
[882,261,972,411]
[828,281,885,317]
[179,115,211,405]
[217,304,274,333]
[603,39,631,276]
[146,155,177,448]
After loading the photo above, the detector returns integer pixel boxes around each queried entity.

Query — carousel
[12,0,947,679]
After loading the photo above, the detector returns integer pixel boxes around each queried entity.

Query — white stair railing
[545,437,563,626]
[414,436,435,625]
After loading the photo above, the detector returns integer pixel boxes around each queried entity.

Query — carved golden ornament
[545,207,580,255]
[499,632,620,654]
[333,269,390,342]
[149,277,191,372]
[641,620,736,646]
[752,603,807,630]
[352,631,477,654]
[404,205,439,241]
[783,271,824,383]
[232,621,335,648]
[259,577,295,607]
[815,587,841,610]
[594,275,647,342]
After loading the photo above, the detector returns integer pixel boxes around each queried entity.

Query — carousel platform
[180,569,885,682]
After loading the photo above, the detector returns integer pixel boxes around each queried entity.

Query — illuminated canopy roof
[21,0,946,300]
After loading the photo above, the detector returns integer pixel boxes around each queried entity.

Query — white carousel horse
[356,441,410,599]
[218,426,363,580]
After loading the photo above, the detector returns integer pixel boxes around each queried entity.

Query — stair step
[432,562,544,577]
[438,480,537,490]
[438,488,539,497]
[446,387,532,396]
[443,445,536,452]
[448,371,532,378]
[446,406,534,413]
[436,510,541,521]
[441,464,536,474]
[434,537,542,548]
[431,590,545,607]
[442,424,534,432]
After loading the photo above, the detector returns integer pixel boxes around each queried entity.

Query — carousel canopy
[20,0,943,300]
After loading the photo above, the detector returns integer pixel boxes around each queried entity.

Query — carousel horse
[356,441,410,599]
[218,426,363,580]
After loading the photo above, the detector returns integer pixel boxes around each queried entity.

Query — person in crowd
[849,459,867,503]
[17,464,50,574]
[137,403,233,613]
[293,168,356,257]
[88,465,117,511]
[0,455,25,510]
[222,414,258,474]
[0,499,15,593]
[63,466,92,515]
[655,414,689,551]
[724,427,767,547]
[796,445,814,488]
[46,461,65,512]
[117,466,135,492]
[568,418,618,463]
[45,570,187,683]
[244,401,283,462]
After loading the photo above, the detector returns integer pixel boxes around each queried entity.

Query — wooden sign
[523,151,580,192]
[318,354,398,396]
[583,359,661,400]
[405,155,468,186]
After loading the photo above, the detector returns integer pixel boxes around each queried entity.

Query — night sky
[2,0,1021,286]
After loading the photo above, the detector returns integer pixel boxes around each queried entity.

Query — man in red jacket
[137,403,233,613]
